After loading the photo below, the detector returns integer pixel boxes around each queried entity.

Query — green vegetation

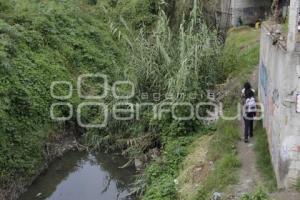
[296,179,300,192]
[142,107,241,200]
[143,26,261,199]
[0,0,234,197]
[254,122,277,191]
[225,27,260,76]
[142,134,199,199]
[85,0,228,156]
[0,0,266,199]
[194,107,241,200]
[0,0,159,195]
[242,187,271,200]
[226,32,278,191]
[192,27,261,199]
[124,3,233,198]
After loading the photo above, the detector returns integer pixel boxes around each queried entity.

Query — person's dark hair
[245,89,254,99]
[244,81,254,99]
[244,82,252,90]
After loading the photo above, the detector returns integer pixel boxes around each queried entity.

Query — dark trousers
[244,112,255,140]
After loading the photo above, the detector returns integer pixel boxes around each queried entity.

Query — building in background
[217,0,272,27]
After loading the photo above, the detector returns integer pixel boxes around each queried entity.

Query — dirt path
[227,67,300,200]
[270,191,300,200]
[228,135,262,199]
[225,67,261,199]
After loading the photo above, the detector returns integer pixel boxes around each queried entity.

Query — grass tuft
[295,179,300,192]
[241,187,271,200]
[254,122,277,191]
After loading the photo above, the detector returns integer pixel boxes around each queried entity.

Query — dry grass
[176,135,213,200]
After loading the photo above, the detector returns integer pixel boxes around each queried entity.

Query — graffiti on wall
[260,62,269,126]
[281,136,300,162]
[272,89,280,107]
[260,62,268,98]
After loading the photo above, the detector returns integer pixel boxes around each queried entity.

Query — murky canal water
[19,151,137,200]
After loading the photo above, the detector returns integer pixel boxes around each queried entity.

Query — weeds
[0,0,264,199]
[254,122,277,191]
[295,179,300,192]
[225,27,260,76]
[241,187,271,200]
[0,0,157,192]
[193,106,241,200]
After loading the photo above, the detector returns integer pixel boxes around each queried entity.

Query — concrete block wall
[259,23,300,188]
[217,0,232,29]
[231,0,271,26]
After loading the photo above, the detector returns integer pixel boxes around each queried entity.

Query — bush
[242,187,270,200]
[0,0,128,187]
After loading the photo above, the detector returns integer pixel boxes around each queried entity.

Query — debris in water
[174,179,179,185]
[36,193,42,197]
[212,192,222,200]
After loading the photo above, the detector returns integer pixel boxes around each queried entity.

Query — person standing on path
[241,82,256,143]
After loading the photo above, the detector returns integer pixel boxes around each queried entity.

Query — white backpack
[245,97,256,113]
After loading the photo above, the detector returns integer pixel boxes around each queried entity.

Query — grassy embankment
[0,0,231,199]
[0,1,276,200]
[191,27,275,199]
[0,0,159,197]
[141,27,276,200]
[195,27,277,199]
